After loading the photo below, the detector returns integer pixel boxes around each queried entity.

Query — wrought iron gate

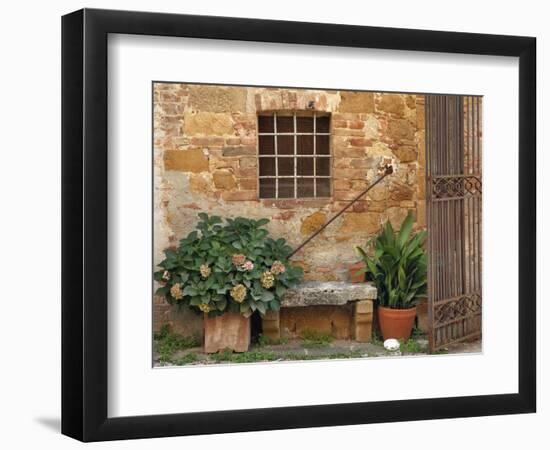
[425,95,482,351]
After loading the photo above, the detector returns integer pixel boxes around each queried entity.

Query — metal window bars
[258,112,331,199]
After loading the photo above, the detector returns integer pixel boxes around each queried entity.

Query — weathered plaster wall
[153,83,426,334]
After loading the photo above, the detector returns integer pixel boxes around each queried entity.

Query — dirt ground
[153,333,482,367]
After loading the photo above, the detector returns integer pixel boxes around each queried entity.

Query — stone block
[367,141,393,157]
[332,128,365,137]
[222,146,257,157]
[221,190,257,201]
[332,119,348,128]
[392,145,417,163]
[348,120,365,130]
[204,313,250,353]
[356,300,373,314]
[184,112,234,136]
[338,212,381,235]
[262,310,281,340]
[339,91,375,113]
[333,168,367,179]
[400,200,416,208]
[280,305,353,339]
[363,115,380,139]
[239,157,257,169]
[189,173,212,195]
[300,211,327,235]
[281,281,377,307]
[387,118,415,140]
[295,311,334,336]
[367,184,388,202]
[334,190,362,201]
[333,179,352,190]
[334,147,367,159]
[188,85,247,113]
[350,158,373,169]
[213,170,237,190]
[237,167,257,178]
[349,138,373,147]
[386,207,410,230]
[225,137,241,146]
[377,94,406,116]
[191,136,225,147]
[164,149,208,173]
[238,178,258,190]
[389,183,415,202]
[352,180,369,191]
[354,299,374,342]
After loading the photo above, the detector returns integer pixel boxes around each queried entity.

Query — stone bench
[262,281,377,343]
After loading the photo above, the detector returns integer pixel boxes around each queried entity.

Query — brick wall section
[153,83,427,333]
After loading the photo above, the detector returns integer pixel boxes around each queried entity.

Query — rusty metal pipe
[288,164,393,259]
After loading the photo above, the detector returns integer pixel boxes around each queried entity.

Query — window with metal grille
[257,112,331,199]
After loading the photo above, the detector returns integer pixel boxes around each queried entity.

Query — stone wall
[153,83,426,334]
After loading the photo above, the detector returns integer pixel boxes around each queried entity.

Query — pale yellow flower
[198,303,211,313]
[170,283,183,300]
[199,264,211,278]
[162,270,170,281]
[260,271,275,289]
[230,284,247,303]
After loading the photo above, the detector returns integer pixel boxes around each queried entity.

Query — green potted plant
[154,213,303,353]
[356,211,427,340]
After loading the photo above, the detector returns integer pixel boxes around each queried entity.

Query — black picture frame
[61,8,536,442]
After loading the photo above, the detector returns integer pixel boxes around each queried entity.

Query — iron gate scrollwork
[426,95,482,351]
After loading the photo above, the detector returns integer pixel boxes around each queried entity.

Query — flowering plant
[154,214,303,317]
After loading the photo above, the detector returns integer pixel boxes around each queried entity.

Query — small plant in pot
[348,260,366,283]
[356,211,427,341]
[154,213,303,353]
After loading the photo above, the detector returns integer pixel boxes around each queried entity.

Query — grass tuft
[254,334,289,347]
[154,326,201,363]
[173,353,199,365]
[399,338,425,354]
[300,329,333,348]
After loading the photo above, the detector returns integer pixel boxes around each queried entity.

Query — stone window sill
[260,198,332,209]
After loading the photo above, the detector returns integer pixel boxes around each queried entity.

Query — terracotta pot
[377,305,417,341]
[348,261,366,283]
[204,312,250,353]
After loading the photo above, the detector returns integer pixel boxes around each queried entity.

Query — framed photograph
[62,8,536,442]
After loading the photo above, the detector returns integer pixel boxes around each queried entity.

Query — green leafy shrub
[154,214,303,317]
[356,211,427,309]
